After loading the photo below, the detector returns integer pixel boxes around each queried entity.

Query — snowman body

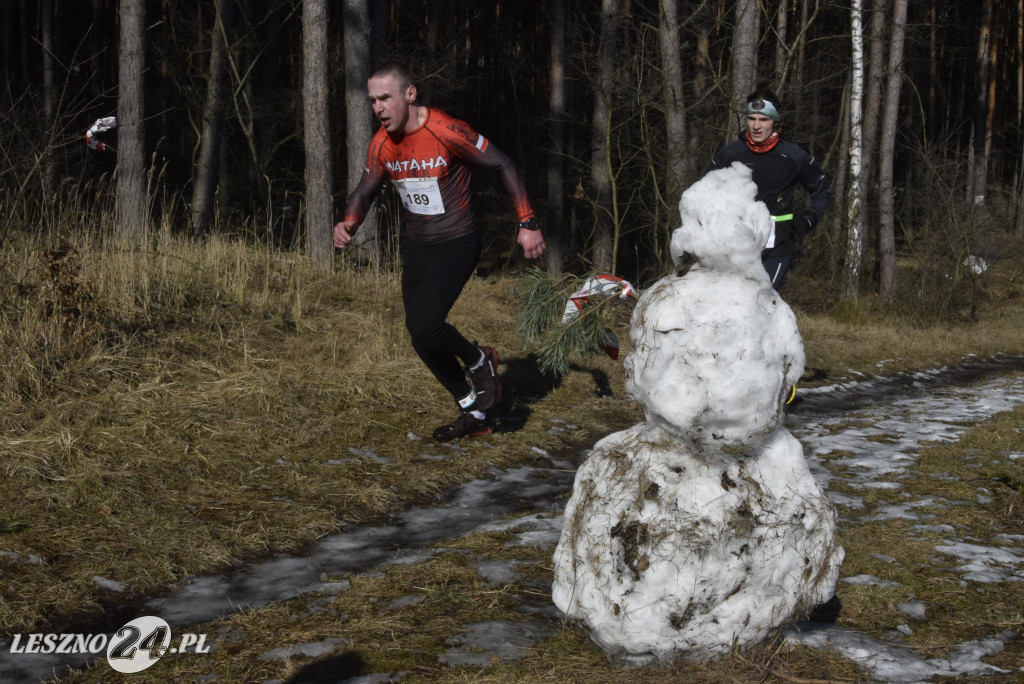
[552,163,843,665]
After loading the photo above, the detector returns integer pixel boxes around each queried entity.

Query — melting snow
[1,367,1023,682]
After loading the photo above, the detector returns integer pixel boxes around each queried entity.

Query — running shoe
[469,345,502,411]
[432,412,492,442]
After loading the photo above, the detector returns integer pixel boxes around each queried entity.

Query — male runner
[706,86,831,290]
[334,62,546,441]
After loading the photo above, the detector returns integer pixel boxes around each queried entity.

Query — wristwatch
[518,218,541,231]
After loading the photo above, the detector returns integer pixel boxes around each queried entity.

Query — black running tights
[401,232,482,403]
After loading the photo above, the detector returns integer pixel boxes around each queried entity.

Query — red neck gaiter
[745,130,780,153]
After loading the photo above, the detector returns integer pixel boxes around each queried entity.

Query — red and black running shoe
[432,412,492,442]
[469,346,502,412]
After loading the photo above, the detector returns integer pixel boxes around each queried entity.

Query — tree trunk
[41,0,55,199]
[546,0,567,275]
[117,0,148,245]
[969,0,993,208]
[878,0,908,303]
[792,0,810,92]
[302,0,333,266]
[830,81,851,275]
[928,1,939,138]
[728,0,758,131]
[860,0,887,212]
[590,0,618,273]
[344,0,380,259]
[1017,0,1024,234]
[659,0,688,205]
[843,0,865,300]
[191,0,234,234]
[774,0,789,84]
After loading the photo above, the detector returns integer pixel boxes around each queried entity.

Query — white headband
[745,99,780,122]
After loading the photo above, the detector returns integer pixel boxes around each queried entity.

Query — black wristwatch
[518,217,541,231]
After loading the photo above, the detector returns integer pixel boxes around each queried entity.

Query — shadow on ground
[492,353,612,436]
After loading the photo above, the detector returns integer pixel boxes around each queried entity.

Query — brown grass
[1,228,1023,682]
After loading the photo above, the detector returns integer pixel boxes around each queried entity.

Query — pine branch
[515,267,635,377]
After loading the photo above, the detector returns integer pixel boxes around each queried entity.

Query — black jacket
[707,135,832,259]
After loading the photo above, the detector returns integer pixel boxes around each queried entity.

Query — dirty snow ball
[626,163,803,445]
[671,162,770,272]
[551,425,843,665]
[625,270,803,445]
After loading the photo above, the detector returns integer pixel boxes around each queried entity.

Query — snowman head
[670,163,771,274]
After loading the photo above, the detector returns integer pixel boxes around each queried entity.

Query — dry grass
[0,230,636,638]
[1,227,1023,682]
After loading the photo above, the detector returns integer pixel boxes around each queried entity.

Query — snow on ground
[2,372,1023,682]
[781,372,1024,681]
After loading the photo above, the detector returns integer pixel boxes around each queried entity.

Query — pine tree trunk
[878,0,908,303]
[302,0,333,267]
[659,0,688,205]
[590,0,618,273]
[344,0,380,260]
[1017,0,1024,234]
[41,0,55,199]
[729,0,757,130]
[969,0,993,208]
[774,0,789,84]
[860,0,887,214]
[117,0,148,245]
[792,0,810,92]
[928,1,939,137]
[546,0,567,275]
[830,81,851,275]
[191,0,234,234]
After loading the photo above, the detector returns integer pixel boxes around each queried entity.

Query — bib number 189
[395,178,444,215]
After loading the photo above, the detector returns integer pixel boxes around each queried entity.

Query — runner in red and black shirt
[334,62,546,441]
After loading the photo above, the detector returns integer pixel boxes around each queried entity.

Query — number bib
[766,216,778,249]
[393,177,445,215]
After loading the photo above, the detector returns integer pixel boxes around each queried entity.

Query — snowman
[551,163,844,666]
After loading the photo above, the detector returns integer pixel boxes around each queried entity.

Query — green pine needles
[515,268,636,377]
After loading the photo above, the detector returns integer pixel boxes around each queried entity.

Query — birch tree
[117,0,147,245]
[302,0,332,266]
[878,0,908,303]
[843,0,865,299]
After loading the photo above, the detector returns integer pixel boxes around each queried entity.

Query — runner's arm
[335,146,387,249]
[482,146,547,259]
[798,155,832,235]
[441,115,545,258]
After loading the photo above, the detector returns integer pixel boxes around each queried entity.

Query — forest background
[2,1,1024,681]
[3,0,1023,311]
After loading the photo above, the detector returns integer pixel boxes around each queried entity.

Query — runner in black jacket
[706,86,831,290]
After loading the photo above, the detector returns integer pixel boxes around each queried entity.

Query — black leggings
[762,254,793,291]
[401,232,482,403]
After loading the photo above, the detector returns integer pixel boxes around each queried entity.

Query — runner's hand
[334,220,357,249]
[518,226,546,260]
